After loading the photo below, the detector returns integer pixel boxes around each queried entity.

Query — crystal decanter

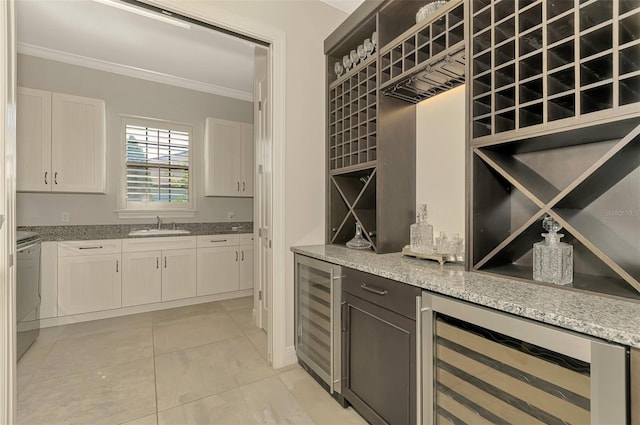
[346,222,372,250]
[410,204,434,254]
[533,215,573,285]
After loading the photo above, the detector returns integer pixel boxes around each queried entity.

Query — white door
[16,87,51,192]
[57,253,122,315]
[196,246,239,295]
[240,123,254,196]
[122,250,162,307]
[51,93,105,193]
[254,46,271,332]
[0,2,16,421]
[204,118,242,196]
[239,245,254,290]
[161,248,196,301]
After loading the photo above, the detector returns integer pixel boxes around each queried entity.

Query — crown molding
[17,42,254,102]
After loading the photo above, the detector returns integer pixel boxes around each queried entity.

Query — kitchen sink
[128,229,191,236]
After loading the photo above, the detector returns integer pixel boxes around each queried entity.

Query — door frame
[0,0,17,422]
[147,0,287,368]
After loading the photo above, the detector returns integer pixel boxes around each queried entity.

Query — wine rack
[329,56,378,172]
[379,1,465,103]
[469,0,640,300]
[471,0,640,140]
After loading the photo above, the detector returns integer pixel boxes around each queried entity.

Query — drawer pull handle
[79,246,103,250]
[360,283,388,296]
[211,239,227,243]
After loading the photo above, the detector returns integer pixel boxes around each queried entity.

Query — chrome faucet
[156,216,162,230]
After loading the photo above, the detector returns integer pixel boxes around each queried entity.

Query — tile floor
[17,297,366,425]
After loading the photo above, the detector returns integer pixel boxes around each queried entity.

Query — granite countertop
[19,222,253,242]
[292,244,640,349]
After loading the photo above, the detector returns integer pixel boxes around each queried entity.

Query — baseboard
[39,289,253,328]
[281,344,298,367]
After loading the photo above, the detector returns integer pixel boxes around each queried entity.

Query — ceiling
[320,0,365,14]
[16,0,257,101]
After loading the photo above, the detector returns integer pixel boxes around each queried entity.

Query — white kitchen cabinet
[16,87,51,192]
[162,248,197,301]
[196,234,254,295]
[197,246,239,295]
[122,237,197,303]
[204,118,254,197]
[122,250,162,307]
[57,240,122,316]
[16,88,106,193]
[239,235,254,290]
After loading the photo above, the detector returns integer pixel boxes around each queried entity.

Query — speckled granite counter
[19,222,253,242]
[292,245,640,349]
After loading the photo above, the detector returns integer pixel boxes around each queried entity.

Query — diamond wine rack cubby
[471,118,640,299]
[469,0,640,300]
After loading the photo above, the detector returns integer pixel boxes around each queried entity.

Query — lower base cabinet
[161,248,197,301]
[197,246,240,295]
[342,267,420,425]
[58,253,121,316]
[122,250,162,306]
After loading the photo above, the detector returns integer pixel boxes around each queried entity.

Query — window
[120,117,194,215]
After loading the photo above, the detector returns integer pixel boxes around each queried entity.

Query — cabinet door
[38,241,58,319]
[51,93,106,193]
[58,253,121,316]
[16,87,51,192]
[343,292,416,425]
[240,124,254,196]
[122,251,162,307]
[196,246,240,295]
[204,118,242,196]
[161,248,197,301]
[239,246,253,290]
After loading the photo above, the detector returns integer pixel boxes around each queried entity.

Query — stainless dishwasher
[16,231,41,360]
[294,254,343,402]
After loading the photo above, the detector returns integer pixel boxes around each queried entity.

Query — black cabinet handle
[44,171,48,185]
[54,171,58,185]
[156,257,159,269]
[360,283,388,296]
[211,239,227,243]
[241,250,244,261]
[237,181,240,191]
[79,246,103,250]
[164,257,167,268]
[242,181,245,191]
[235,251,239,261]
[116,260,119,273]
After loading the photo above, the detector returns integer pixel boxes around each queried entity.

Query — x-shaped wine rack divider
[472,121,640,293]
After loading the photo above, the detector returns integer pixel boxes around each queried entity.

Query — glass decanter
[410,204,434,254]
[533,215,573,285]
[346,222,372,250]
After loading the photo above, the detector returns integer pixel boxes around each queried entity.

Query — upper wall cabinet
[204,118,254,197]
[17,87,106,193]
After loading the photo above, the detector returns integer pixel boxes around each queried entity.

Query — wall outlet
[61,212,70,222]
[228,211,235,220]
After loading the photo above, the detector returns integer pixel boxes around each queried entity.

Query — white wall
[416,85,466,239]
[16,54,254,226]
[151,0,347,356]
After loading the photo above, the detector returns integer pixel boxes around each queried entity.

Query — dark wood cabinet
[342,267,420,424]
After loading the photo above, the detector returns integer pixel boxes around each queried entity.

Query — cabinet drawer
[123,236,196,252]
[343,267,421,320]
[196,234,239,248]
[58,239,121,257]
[239,233,254,245]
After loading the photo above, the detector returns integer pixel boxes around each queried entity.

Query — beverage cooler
[294,254,342,399]
[419,293,628,424]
